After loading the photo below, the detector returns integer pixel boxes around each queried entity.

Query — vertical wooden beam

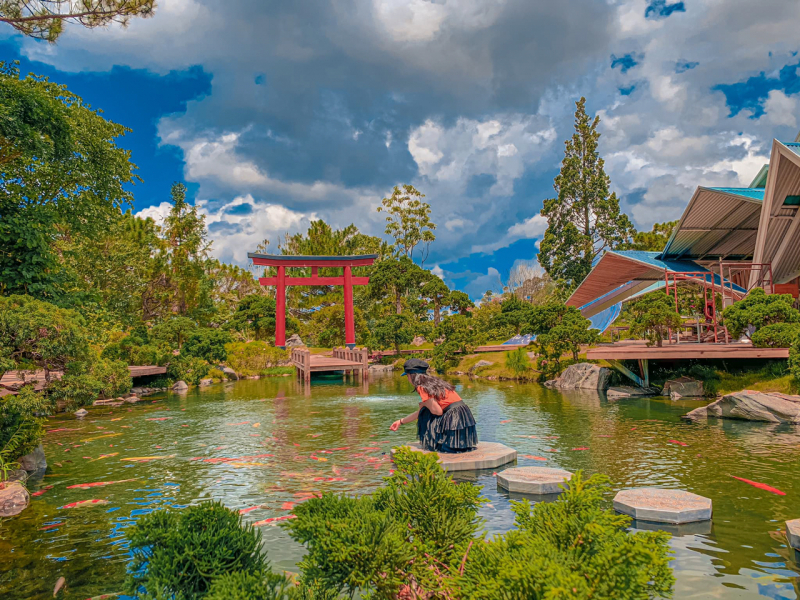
[343,266,355,349]
[276,266,286,348]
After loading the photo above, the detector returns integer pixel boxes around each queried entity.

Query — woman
[390,359,477,453]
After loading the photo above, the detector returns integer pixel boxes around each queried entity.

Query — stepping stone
[787,519,800,551]
[394,442,517,472]
[630,518,712,537]
[496,467,572,495]
[613,488,712,524]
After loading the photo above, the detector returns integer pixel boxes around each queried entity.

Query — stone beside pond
[496,466,572,495]
[613,488,712,524]
[544,363,612,391]
[787,519,800,551]
[0,481,29,518]
[684,390,800,424]
[395,442,517,472]
[662,376,703,399]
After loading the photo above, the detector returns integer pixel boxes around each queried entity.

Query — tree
[150,316,197,350]
[420,274,450,325]
[722,288,800,340]
[302,305,367,348]
[447,290,474,316]
[624,221,678,252]
[628,292,682,348]
[377,185,436,263]
[370,314,415,354]
[0,63,138,298]
[506,263,555,304]
[368,257,427,315]
[227,294,277,341]
[182,328,233,364]
[535,306,599,377]
[496,296,534,335]
[539,97,635,293]
[431,315,483,373]
[0,1,155,42]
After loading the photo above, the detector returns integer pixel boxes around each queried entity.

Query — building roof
[247,253,379,268]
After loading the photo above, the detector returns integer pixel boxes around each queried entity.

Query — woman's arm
[390,409,420,431]
[420,398,443,416]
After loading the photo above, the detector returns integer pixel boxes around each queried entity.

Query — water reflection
[0,376,798,599]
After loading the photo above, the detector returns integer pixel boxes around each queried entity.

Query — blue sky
[3,0,800,299]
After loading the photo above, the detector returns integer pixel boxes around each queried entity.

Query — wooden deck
[292,347,369,381]
[587,340,789,360]
[371,344,526,360]
[0,365,167,397]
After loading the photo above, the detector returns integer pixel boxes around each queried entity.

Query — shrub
[167,355,210,386]
[431,315,483,373]
[535,306,599,378]
[207,367,226,381]
[369,313,414,353]
[505,347,530,375]
[101,334,171,366]
[1,386,49,462]
[48,355,132,407]
[183,328,233,363]
[150,316,198,350]
[723,287,800,339]
[628,292,682,347]
[126,501,272,599]
[225,342,289,377]
[751,322,800,348]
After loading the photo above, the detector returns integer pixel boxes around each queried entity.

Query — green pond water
[2,374,800,599]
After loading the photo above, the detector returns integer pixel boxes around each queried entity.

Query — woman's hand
[390,420,402,431]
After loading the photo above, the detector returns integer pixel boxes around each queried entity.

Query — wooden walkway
[291,347,369,381]
[371,344,525,360]
[587,340,789,360]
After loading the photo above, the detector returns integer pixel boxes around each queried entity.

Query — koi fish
[572,447,589,451]
[253,515,296,526]
[146,417,171,422]
[731,476,786,495]
[31,485,54,497]
[58,499,109,509]
[522,455,548,461]
[308,434,321,438]
[226,421,250,426]
[80,434,121,442]
[239,506,261,514]
[54,577,66,597]
[360,447,380,451]
[310,456,327,461]
[121,455,174,462]
[39,522,62,530]
[47,428,81,433]
[327,447,350,451]
[67,479,135,490]
[252,423,260,428]
[499,420,512,424]
[668,440,688,446]
[281,501,295,510]
[110,418,123,422]
[91,453,119,461]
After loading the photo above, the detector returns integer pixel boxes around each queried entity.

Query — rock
[496,467,572,495]
[172,380,189,392]
[607,386,659,398]
[18,443,46,472]
[613,488,712,524]
[411,336,426,347]
[787,519,800,551]
[395,442,517,472]
[469,360,494,373]
[0,482,29,517]
[369,364,394,372]
[285,333,304,348]
[683,390,800,423]
[131,387,144,395]
[6,470,27,485]
[199,378,213,387]
[544,363,611,391]
[221,366,239,381]
[662,376,703,399]
[124,395,142,404]
[74,408,88,418]
[93,398,119,406]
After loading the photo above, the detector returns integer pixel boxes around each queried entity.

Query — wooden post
[276,265,286,348]
[361,346,368,380]
[344,266,355,349]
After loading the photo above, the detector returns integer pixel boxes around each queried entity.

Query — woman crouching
[390,359,477,453]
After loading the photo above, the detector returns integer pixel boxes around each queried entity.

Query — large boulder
[18,443,46,472]
[662,376,703,400]
[0,482,29,517]
[172,380,189,392]
[607,386,658,398]
[285,334,304,348]
[411,336,426,347]
[469,360,494,373]
[683,390,800,423]
[199,378,214,387]
[220,366,239,381]
[544,363,611,391]
[74,408,88,418]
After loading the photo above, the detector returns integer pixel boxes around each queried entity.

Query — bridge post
[276,266,286,348]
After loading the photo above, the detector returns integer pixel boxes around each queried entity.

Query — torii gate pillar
[248,254,378,349]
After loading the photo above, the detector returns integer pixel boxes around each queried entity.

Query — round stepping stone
[496,467,572,495]
[393,442,516,472]
[787,519,800,551]
[613,488,712,524]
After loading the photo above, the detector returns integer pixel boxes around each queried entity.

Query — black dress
[417,398,477,453]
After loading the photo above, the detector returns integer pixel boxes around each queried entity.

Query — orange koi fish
[67,479,135,490]
[31,485,54,497]
[522,455,547,461]
[58,499,109,509]
[668,440,688,446]
[121,455,174,462]
[731,476,786,495]
[253,515,296,526]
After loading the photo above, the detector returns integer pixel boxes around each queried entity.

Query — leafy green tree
[301,304,368,348]
[496,296,535,335]
[751,322,800,348]
[628,292,682,347]
[367,257,428,315]
[0,63,138,298]
[535,306,599,377]
[182,328,233,364]
[624,220,678,252]
[420,274,450,325]
[0,1,155,42]
[167,355,210,386]
[370,314,415,354]
[505,347,531,375]
[227,294,277,341]
[1,386,50,464]
[151,316,197,350]
[224,342,289,377]
[377,184,436,263]
[722,288,800,340]
[448,290,474,316]
[432,315,483,373]
[539,97,635,293]
[48,352,132,407]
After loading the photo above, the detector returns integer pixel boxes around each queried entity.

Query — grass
[452,351,536,380]
[259,366,295,377]
[716,369,798,395]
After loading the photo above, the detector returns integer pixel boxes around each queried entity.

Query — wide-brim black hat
[401,358,429,376]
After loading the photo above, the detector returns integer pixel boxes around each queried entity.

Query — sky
[3,0,800,299]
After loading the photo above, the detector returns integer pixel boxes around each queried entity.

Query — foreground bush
[723,288,800,339]
[48,352,132,407]
[225,341,288,376]
[1,386,50,463]
[751,322,800,348]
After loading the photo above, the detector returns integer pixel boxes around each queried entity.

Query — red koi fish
[47,428,81,433]
[499,420,512,424]
[58,499,109,509]
[668,440,688,446]
[360,447,380,451]
[67,479,135,490]
[39,522,62,530]
[31,485,54,497]
[327,447,350,451]
[146,417,171,421]
[522,455,548,461]
[253,515,296,526]
[226,421,250,426]
[239,506,261,514]
[280,501,295,510]
[572,447,589,451]
[731,476,786,495]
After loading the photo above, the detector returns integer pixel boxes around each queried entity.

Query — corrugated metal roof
[784,142,800,157]
[705,187,766,201]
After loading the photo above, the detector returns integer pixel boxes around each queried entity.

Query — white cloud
[762,90,798,128]
[135,201,172,225]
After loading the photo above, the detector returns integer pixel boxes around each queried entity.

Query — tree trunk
[395,289,402,315]
[433,303,440,325]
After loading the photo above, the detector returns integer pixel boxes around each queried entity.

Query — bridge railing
[291,347,311,372]
[333,347,369,370]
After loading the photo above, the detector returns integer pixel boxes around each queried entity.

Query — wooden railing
[333,346,369,371]
[291,347,312,374]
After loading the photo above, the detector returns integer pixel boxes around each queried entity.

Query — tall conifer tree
[539,98,635,294]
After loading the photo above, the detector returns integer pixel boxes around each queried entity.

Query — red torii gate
[247,253,378,349]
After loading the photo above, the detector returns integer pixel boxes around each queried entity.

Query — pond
[2,374,800,599]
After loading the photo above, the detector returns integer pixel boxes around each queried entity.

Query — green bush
[723,288,800,339]
[1,386,49,463]
[535,307,599,378]
[101,334,170,366]
[628,292,682,347]
[751,322,800,348]
[505,347,531,375]
[225,342,289,377]
[48,353,132,407]
[431,315,483,373]
[126,501,272,599]
[369,313,414,353]
[183,328,233,363]
[205,571,294,600]
[167,355,210,386]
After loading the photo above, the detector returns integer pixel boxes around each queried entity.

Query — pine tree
[539,98,635,294]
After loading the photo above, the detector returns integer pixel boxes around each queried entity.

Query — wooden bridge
[291,347,370,381]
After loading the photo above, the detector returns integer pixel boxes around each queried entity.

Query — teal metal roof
[785,142,800,157]
[705,187,765,201]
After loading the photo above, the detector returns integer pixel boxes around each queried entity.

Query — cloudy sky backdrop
[3,0,800,297]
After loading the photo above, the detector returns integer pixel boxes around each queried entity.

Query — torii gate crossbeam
[248,253,378,349]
